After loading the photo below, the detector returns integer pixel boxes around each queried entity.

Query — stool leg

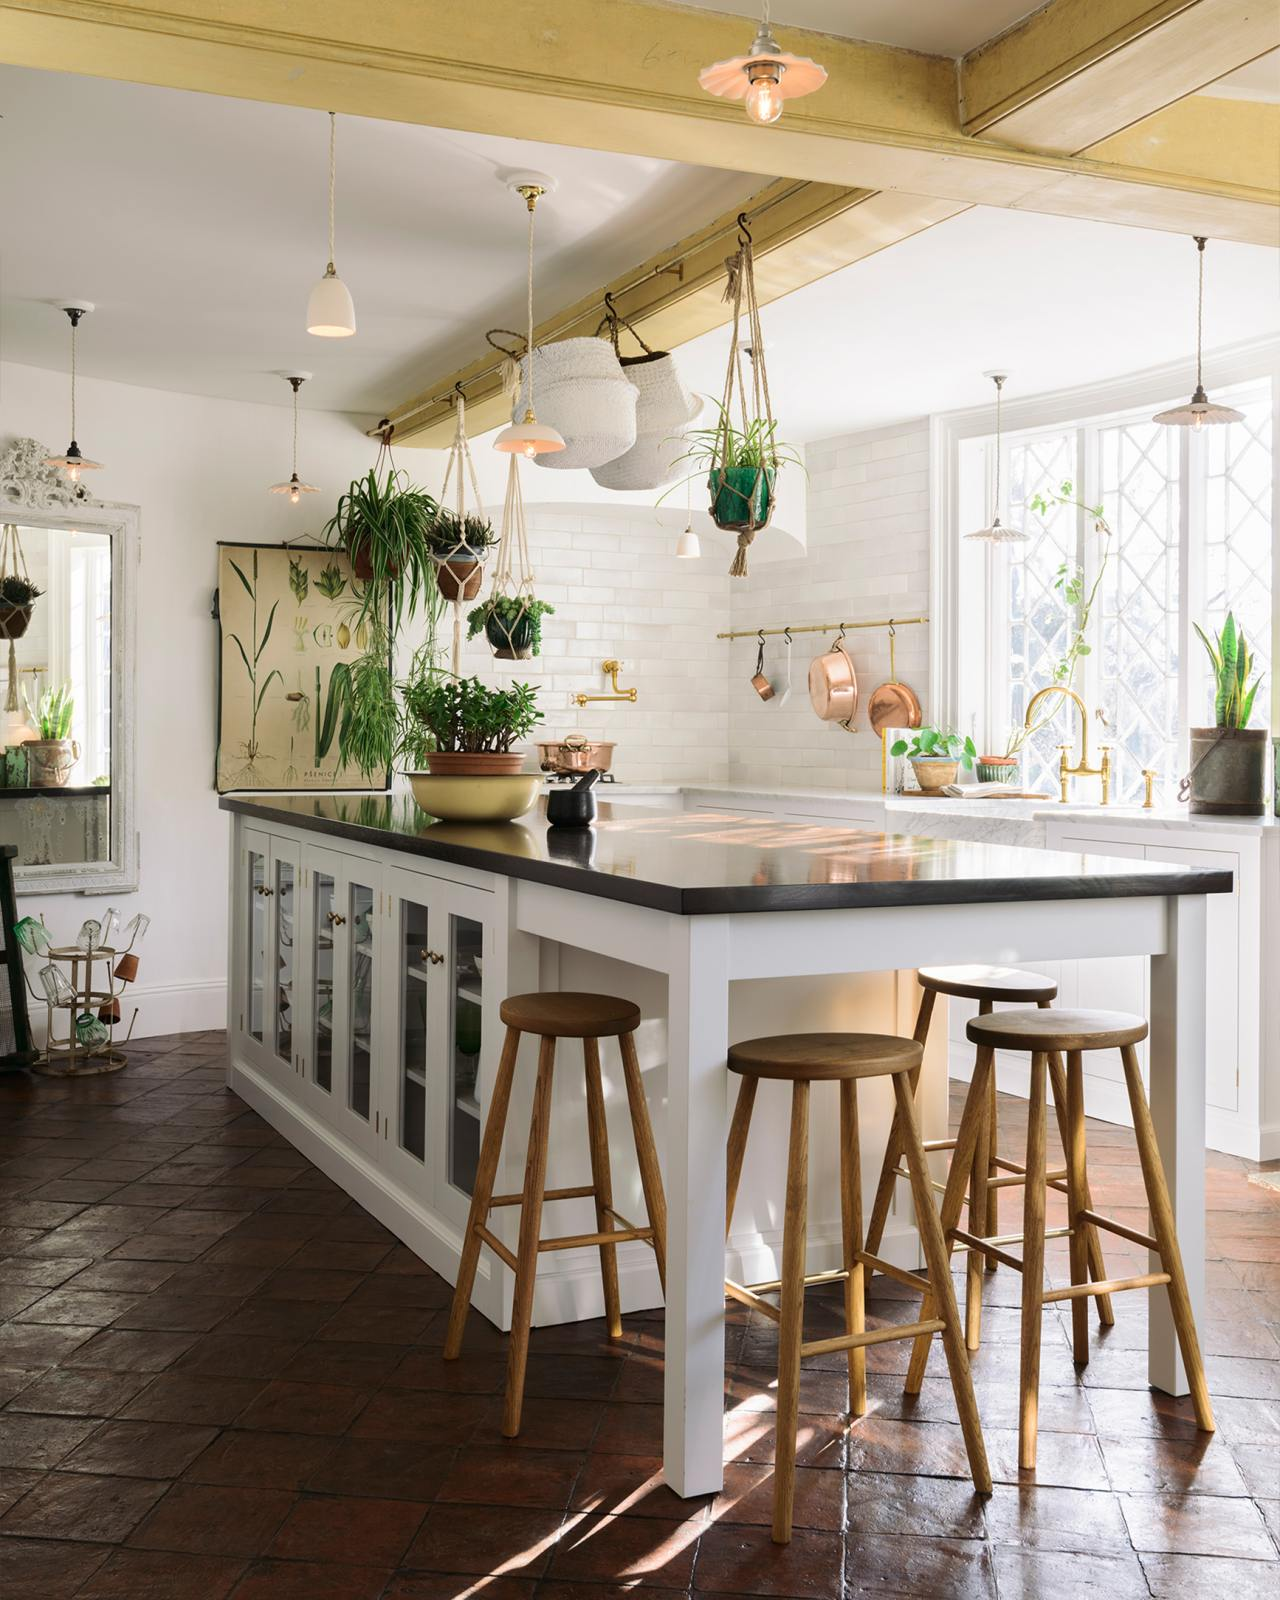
[773,1078,810,1545]
[966,1073,990,1351]
[583,1036,622,1340]
[894,1071,991,1495]
[905,1046,994,1393]
[1019,1051,1048,1471]
[1121,1043,1215,1433]
[982,1002,999,1269]
[503,1034,556,1438]
[839,1077,866,1418]
[619,1030,667,1295]
[444,1024,521,1361]
[1063,1050,1091,1365]
[1041,1002,1114,1328]
[725,1073,758,1239]
[864,986,936,1275]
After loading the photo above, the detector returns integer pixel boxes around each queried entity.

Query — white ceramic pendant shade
[494,172,566,459]
[1153,237,1243,429]
[44,304,103,481]
[698,6,826,125]
[268,373,319,502]
[964,373,1027,544]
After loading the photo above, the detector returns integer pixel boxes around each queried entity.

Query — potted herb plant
[890,726,976,793]
[427,511,498,603]
[401,673,544,822]
[0,576,42,641]
[466,595,555,660]
[23,683,77,787]
[1187,612,1266,816]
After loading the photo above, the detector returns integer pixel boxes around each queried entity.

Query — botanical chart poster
[215,543,385,793]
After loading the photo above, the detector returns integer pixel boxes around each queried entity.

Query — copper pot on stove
[536,732,617,775]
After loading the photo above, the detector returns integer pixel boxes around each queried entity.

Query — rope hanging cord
[1,523,32,712]
[435,390,489,676]
[715,225,777,578]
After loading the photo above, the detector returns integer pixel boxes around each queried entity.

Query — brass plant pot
[1188,726,1266,816]
[25,738,79,788]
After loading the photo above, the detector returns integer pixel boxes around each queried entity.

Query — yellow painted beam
[1088,96,1280,194]
[962,0,1280,152]
[0,0,1274,241]
[389,184,967,447]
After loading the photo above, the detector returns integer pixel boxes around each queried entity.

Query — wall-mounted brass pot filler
[575,659,637,708]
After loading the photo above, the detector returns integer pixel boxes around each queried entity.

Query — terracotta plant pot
[435,559,483,602]
[25,738,79,788]
[1188,726,1266,816]
[349,542,399,584]
[114,953,139,982]
[0,604,32,641]
[426,750,526,777]
[911,757,958,793]
[975,755,1020,785]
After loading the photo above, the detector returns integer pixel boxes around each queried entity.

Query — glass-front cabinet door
[243,830,269,1050]
[238,827,298,1082]
[272,846,299,1074]
[449,910,484,1199]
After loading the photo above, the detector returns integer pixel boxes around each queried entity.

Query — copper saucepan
[536,733,616,775]
[751,630,775,701]
[866,623,922,734]
[808,631,858,728]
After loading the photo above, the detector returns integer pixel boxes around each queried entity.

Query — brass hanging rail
[715,616,929,641]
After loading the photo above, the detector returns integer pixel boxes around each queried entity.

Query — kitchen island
[221,792,1230,1497]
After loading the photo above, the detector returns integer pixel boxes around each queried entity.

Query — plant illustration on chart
[316,560,347,601]
[224,549,282,782]
[288,553,309,603]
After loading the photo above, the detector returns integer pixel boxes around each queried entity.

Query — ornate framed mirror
[0,437,139,894]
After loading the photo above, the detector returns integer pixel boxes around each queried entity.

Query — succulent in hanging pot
[467,595,555,661]
[0,575,42,641]
[321,463,438,632]
[1185,611,1266,817]
[426,511,499,603]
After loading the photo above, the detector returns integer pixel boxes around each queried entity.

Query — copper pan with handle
[866,622,922,734]
[808,627,858,729]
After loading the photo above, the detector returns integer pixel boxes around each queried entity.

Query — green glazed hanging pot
[708,467,774,532]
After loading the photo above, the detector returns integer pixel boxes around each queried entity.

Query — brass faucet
[1024,685,1111,805]
[574,659,637,708]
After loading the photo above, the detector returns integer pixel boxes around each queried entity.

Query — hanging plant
[426,513,497,602]
[467,595,555,660]
[0,575,42,641]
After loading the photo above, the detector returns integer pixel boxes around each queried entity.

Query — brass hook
[737,211,752,245]
[836,623,847,644]
[757,628,766,644]
[783,626,792,645]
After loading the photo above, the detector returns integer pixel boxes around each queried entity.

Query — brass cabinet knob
[420,949,445,966]
[327,911,345,926]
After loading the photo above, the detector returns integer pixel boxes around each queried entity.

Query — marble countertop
[221,792,1233,916]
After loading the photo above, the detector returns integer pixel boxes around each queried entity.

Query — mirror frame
[1,437,139,895]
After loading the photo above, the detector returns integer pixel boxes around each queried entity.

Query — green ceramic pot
[708,467,774,531]
[975,756,1020,786]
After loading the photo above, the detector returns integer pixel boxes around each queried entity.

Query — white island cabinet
[223,792,1226,1499]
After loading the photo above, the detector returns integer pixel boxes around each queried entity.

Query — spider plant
[321,466,438,632]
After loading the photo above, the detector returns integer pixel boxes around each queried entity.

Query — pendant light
[676,477,700,558]
[268,373,319,503]
[45,303,103,482]
[494,172,565,458]
[698,2,827,126]
[1153,237,1244,429]
[306,111,356,338]
[964,373,1027,544]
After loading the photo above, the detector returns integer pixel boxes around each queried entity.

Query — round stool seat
[499,991,641,1039]
[967,1007,1147,1053]
[918,965,1057,1004]
[729,1032,923,1082]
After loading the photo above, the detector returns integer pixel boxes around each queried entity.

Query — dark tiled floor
[0,1033,1276,1598]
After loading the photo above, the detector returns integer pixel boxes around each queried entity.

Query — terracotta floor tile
[1141,1552,1280,1599]
[437,1446,585,1510]
[279,1339,410,1388]
[0,1412,100,1469]
[713,1462,844,1533]
[0,1534,111,1599]
[572,1453,711,1524]
[0,1469,169,1541]
[404,1502,566,1577]
[3,1366,151,1417]
[73,1546,247,1598]
[267,1492,427,1565]
[349,1388,487,1445]
[60,1418,218,1478]
[174,1332,303,1380]
[235,1379,371,1436]
[219,1300,337,1341]
[186,1430,335,1490]
[0,1256,93,1288]
[843,1468,986,1540]
[64,1260,177,1293]
[117,1371,264,1426]
[842,1532,997,1598]
[1119,1491,1276,1559]
[383,1576,536,1600]
[990,1546,1151,1600]
[0,1321,97,1366]
[696,1521,848,1596]
[63,1328,197,1372]
[128,1482,297,1557]
[110,1293,235,1333]
[1098,1430,1251,1495]
[228,1557,393,1599]
[547,1510,698,1588]
[0,1469,40,1515]
[303,1436,454,1501]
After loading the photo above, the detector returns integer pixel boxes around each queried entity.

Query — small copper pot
[114,953,139,983]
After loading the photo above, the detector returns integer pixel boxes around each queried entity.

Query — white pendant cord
[326,111,338,275]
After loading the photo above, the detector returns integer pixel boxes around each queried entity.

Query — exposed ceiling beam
[0,0,1274,243]
[961,0,1280,152]
[385,183,967,448]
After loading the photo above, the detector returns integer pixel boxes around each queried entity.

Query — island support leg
[663,914,730,1498]
[1147,893,1207,1397]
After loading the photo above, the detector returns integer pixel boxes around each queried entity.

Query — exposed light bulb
[66,462,81,483]
[289,485,300,504]
[745,70,784,124]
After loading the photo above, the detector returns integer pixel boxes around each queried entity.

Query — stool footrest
[725,1277,782,1321]
[746,1265,851,1297]
[856,1250,930,1296]
[1078,1207,1158,1251]
[801,1318,945,1359]
[1043,1270,1169,1303]
[892,1166,948,1196]
[949,1227,1025,1271]
[991,1157,1070,1194]
[539,1226,653,1253]
[603,1203,645,1235]
[475,1225,518,1271]
[490,1184,597,1208]
[922,1138,959,1153]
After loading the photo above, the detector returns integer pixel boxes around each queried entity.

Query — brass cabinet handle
[420,949,445,965]
[328,911,346,927]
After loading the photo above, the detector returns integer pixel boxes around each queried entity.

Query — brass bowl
[408,772,540,823]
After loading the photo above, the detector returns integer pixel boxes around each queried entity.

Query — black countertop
[220,793,1234,916]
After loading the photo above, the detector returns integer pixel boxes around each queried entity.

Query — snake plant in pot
[1187,611,1266,816]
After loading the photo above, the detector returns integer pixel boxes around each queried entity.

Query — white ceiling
[1201,48,1280,101]
[672,206,1280,442]
[0,67,761,414]
[661,1,1041,55]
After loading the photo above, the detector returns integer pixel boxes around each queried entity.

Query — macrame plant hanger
[486,454,538,659]
[436,386,486,676]
[0,524,32,714]
[715,215,777,578]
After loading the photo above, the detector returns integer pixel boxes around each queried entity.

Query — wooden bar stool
[864,964,1115,1348]
[907,1007,1214,1471]
[724,1031,991,1545]
[443,991,666,1437]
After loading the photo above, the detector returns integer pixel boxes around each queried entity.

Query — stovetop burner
[545,771,616,785]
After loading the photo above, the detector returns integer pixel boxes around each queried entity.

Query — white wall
[726,418,931,791]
